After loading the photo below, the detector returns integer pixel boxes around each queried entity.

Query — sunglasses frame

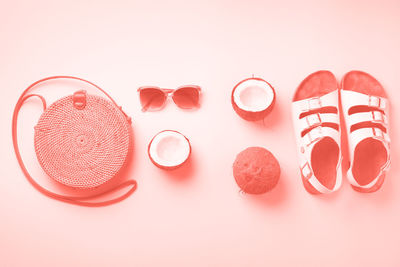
[137,85,201,111]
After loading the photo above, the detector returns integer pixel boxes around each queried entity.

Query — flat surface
[1,0,399,266]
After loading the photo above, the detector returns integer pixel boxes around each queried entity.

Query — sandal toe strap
[299,113,339,132]
[348,111,388,127]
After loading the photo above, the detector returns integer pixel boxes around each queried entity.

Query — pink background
[1,0,400,266]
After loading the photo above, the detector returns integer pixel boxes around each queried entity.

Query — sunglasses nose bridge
[161,88,175,94]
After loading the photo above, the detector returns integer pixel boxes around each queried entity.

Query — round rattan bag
[12,76,137,206]
[34,90,131,189]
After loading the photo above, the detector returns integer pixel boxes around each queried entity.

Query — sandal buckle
[308,97,322,110]
[306,113,322,127]
[369,95,380,108]
[372,111,384,123]
[372,128,384,139]
[369,95,386,110]
[306,126,323,146]
[380,98,387,109]
[301,162,312,179]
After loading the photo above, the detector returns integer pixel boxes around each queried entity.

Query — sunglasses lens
[139,88,166,111]
[172,87,200,109]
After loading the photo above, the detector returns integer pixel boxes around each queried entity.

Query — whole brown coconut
[233,147,280,194]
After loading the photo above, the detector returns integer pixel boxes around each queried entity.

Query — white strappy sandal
[341,71,391,193]
[292,71,342,194]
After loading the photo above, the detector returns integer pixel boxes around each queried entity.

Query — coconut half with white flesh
[148,130,191,170]
[231,77,276,121]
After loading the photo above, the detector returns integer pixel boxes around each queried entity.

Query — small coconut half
[231,77,276,121]
[148,130,191,170]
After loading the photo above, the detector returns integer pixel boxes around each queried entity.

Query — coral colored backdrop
[1,0,400,266]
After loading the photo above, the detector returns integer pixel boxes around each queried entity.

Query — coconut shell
[231,77,276,121]
[148,130,191,170]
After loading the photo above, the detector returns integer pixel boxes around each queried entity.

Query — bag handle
[12,76,137,207]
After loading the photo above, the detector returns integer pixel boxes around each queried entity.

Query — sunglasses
[138,85,201,111]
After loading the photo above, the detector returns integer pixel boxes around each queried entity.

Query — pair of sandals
[292,70,391,194]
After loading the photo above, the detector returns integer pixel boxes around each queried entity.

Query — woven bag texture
[34,93,131,189]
